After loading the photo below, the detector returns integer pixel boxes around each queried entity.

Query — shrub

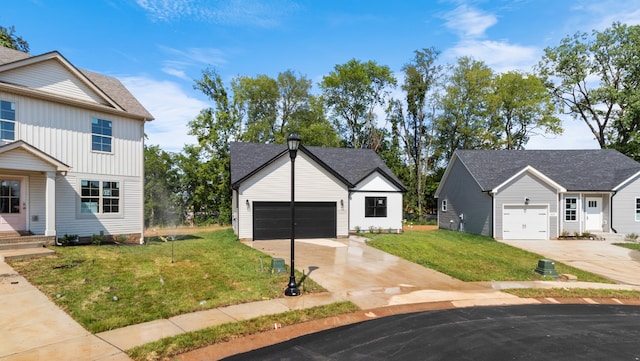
[626,233,639,242]
[354,226,361,234]
[58,234,78,247]
[91,233,105,246]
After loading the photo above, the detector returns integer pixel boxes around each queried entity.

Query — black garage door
[253,202,336,240]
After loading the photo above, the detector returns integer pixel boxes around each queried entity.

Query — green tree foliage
[490,72,561,149]
[538,22,640,159]
[435,57,495,162]
[389,48,442,218]
[320,59,397,151]
[0,25,29,52]
[144,145,181,227]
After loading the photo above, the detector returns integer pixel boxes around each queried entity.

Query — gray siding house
[230,142,406,240]
[435,149,640,240]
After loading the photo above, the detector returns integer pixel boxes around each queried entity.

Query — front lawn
[368,230,612,283]
[615,242,640,251]
[8,228,324,333]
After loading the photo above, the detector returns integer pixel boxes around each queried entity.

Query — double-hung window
[636,198,640,222]
[92,118,112,152]
[365,197,387,217]
[565,197,577,221]
[1,100,16,141]
[81,180,120,214]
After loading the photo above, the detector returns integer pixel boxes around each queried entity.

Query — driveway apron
[500,238,640,286]
[243,237,524,309]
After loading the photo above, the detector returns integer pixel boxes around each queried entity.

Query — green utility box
[271,258,287,274]
[535,259,559,278]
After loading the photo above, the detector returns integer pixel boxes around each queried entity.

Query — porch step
[0,241,46,250]
[0,247,56,261]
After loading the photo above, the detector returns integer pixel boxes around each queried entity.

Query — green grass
[8,228,324,333]
[368,230,612,283]
[615,242,640,251]
[504,288,640,299]
[127,301,360,361]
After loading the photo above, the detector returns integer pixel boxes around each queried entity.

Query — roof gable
[453,149,640,191]
[0,47,153,120]
[0,140,70,171]
[230,142,406,191]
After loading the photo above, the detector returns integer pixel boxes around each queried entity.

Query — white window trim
[77,178,124,219]
[0,99,16,141]
[441,199,448,212]
[91,117,113,154]
[635,197,640,222]
[565,197,578,222]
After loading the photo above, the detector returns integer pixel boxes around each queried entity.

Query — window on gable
[565,197,577,221]
[365,197,387,217]
[81,180,120,214]
[0,100,16,141]
[636,198,640,222]
[441,199,448,212]
[92,118,112,152]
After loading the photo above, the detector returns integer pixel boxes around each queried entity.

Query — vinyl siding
[350,172,403,231]
[437,158,492,236]
[561,193,582,234]
[28,174,46,234]
[0,148,58,172]
[1,93,144,177]
[0,59,106,104]
[611,174,640,235]
[494,172,558,239]
[237,152,348,239]
[55,172,143,238]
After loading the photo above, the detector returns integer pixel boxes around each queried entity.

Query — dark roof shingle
[230,142,406,191]
[456,149,640,191]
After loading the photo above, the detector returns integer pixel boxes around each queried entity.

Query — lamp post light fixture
[285,134,301,297]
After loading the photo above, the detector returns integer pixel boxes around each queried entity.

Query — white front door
[585,197,602,231]
[0,177,26,232]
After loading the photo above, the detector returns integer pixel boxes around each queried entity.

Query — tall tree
[537,22,640,159]
[490,72,562,149]
[144,144,182,227]
[320,59,397,151]
[435,57,495,162]
[0,25,29,52]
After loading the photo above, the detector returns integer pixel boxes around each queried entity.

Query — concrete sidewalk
[2,236,640,360]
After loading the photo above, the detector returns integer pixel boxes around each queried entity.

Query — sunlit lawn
[615,242,640,251]
[368,229,612,283]
[8,228,324,333]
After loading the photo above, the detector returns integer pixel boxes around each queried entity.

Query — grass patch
[127,301,360,361]
[504,288,640,299]
[8,228,324,333]
[368,230,612,283]
[615,243,640,251]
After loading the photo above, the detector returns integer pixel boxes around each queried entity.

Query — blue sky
[4,0,640,152]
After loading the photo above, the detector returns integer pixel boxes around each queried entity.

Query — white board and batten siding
[3,93,144,177]
[349,171,403,232]
[55,172,143,238]
[494,171,558,240]
[237,152,349,239]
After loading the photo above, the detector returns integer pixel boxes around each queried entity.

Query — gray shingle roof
[0,47,153,120]
[230,142,406,191]
[456,149,640,191]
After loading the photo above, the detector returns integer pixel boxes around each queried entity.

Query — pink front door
[0,178,26,232]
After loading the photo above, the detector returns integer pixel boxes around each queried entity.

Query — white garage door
[503,205,548,240]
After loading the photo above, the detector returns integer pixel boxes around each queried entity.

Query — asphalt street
[224,304,640,360]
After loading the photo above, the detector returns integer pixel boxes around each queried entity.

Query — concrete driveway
[243,237,531,309]
[500,238,640,286]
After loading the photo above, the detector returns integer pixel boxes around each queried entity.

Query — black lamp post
[284,134,301,297]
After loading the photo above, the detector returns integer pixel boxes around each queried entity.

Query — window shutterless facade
[636,198,640,222]
[565,197,577,221]
[365,196,387,217]
[0,100,16,141]
[81,180,120,214]
[91,118,112,152]
[441,199,447,212]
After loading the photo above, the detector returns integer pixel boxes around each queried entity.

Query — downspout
[487,191,494,238]
[610,190,618,234]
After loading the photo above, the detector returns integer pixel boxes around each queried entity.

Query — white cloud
[442,5,497,39]
[525,116,600,150]
[159,46,228,80]
[444,39,541,73]
[135,0,297,27]
[119,76,209,153]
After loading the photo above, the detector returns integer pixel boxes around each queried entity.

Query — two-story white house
[0,47,153,244]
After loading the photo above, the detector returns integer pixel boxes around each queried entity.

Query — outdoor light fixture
[246,199,250,207]
[340,199,344,209]
[285,134,301,297]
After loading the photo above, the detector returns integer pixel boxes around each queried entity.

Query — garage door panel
[503,205,548,240]
[253,202,336,240]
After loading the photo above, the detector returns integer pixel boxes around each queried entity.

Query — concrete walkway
[2,236,640,360]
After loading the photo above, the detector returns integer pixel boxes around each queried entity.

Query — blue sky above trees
[4,0,640,152]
